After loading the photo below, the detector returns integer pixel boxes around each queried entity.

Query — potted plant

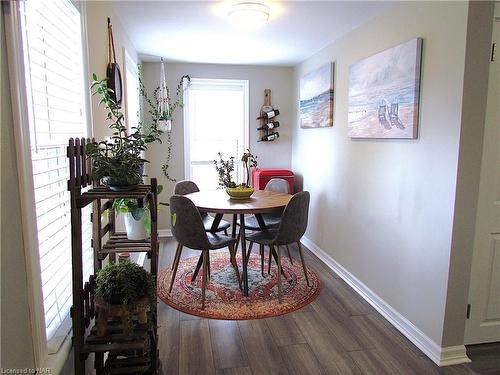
[138,66,190,182]
[241,149,258,187]
[87,74,162,191]
[113,186,163,240]
[95,261,156,336]
[214,151,257,200]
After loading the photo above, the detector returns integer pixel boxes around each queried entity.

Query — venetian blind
[20,0,93,342]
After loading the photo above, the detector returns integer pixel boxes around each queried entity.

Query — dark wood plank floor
[63,239,500,374]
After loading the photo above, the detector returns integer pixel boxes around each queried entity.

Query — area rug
[157,252,321,319]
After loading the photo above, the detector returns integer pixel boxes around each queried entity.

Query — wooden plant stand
[67,138,159,374]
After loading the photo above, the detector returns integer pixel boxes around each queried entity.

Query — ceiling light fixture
[228,1,270,26]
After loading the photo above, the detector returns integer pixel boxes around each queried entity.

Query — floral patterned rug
[157,251,321,319]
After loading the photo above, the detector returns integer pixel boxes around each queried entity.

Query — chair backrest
[264,178,290,194]
[274,191,310,245]
[174,180,200,195]
[169,195,209,250]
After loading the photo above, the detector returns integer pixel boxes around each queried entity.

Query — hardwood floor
[62,239,500,374]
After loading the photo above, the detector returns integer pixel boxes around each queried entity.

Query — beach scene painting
[348,38,422,138]
[300,63,334,128]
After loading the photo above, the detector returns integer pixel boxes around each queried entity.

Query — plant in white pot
[113,186,163,240]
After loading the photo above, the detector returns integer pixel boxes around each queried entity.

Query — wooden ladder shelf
[67,138,159,374]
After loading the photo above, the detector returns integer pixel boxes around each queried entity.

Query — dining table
[185,189,292,296]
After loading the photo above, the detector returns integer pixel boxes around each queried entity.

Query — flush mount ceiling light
[228,1,270,26]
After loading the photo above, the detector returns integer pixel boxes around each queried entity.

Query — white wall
[292,1,470,347]
[142,62,293,229]
[84,1,141,233]
[85,1,140,141]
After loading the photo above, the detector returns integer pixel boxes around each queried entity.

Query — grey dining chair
[169,195,241,309]
[174,180,231,235]
[246,191,311,303]
[237,178,294,267]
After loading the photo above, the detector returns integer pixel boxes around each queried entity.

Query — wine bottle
[257,121,280,131]
[257,109,280,120]
[261,132,279,141]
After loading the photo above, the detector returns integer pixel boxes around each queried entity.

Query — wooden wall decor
[257,89,280,142]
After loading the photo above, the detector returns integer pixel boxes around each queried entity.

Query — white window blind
[185,79,249,190]
[20,0,92,343]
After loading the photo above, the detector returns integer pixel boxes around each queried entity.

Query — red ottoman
[252,169,294,194]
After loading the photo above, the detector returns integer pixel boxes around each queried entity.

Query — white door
[465,9,500,344]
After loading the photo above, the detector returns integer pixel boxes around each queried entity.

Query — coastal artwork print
[300,63,334,128]
[348,38,423,138]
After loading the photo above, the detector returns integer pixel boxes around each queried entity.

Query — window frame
[183,78,250,184]
[123,48,139,133]
[4,0,93,369]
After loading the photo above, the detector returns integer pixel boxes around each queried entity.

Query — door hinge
[466,303,471,319]
[90,212,93,222]
[491,43,496,62]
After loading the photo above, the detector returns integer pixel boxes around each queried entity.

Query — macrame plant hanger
[157,58,172,132]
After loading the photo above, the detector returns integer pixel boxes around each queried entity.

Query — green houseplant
[87,74,162,191]
[95,261,156,337]
[241,149,258,187]
[113,185,164,240]
[214,151,257,200]
[95,261,155,306]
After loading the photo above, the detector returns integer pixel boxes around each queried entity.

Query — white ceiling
[112,1,390,66]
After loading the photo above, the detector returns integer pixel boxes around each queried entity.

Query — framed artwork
[300,63,334,128]
[348,38,423,139]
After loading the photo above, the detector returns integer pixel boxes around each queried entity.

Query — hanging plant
[138,64,190,182]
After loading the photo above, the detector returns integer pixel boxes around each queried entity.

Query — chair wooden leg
[202,250,208,310]
[276,245,282,303]
[191,254,203,282]
[235,226,242,253]
[229,243,242,290]
[171,243,182,270]
[246,241,253,267]
[207,251,211,280]
[297,241,310,286]
[246,241,253,262]
[169,245,183,293]
[268,245,273,274]
[268,247,286,277]
[286,245,294,265]
[260,244,264,277]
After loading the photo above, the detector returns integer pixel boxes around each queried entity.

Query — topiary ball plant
[95,261,156,306]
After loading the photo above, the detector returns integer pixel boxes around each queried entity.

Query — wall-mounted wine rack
[257,89,280,142]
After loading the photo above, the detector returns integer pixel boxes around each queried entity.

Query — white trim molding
[300,236,471,367]
[158,229,173,238]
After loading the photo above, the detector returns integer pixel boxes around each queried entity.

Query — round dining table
[185,189,292,296]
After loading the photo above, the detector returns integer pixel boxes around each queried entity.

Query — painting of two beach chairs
[348,38,423,139]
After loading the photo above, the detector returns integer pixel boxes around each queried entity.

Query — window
[124,49,139,132]
[184,79,249,190]
[19,0,92,348]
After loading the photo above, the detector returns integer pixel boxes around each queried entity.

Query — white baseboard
[158,229,172,238]
[300,236,471,367]
[439,346,471,366]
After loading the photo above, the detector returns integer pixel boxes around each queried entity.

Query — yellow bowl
[226,187,254,200]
